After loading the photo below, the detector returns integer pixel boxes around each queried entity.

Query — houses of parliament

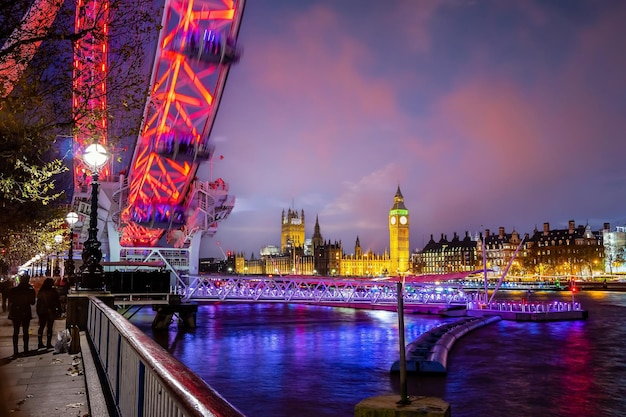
[225,186,411,277]
[206,185,614,278]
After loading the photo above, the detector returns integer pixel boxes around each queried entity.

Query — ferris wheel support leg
[107,222,121,262]
[188,232,202,275]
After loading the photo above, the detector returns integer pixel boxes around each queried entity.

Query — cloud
[201,0,626,258]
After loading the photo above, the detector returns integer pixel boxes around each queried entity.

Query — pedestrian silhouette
[7,274,36,357]
[37,278,61,349]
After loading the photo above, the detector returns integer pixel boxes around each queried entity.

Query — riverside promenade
[0,309,106,417]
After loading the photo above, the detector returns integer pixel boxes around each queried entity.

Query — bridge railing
[467,300,583,312]
[86,296,245,417]
[178,275,469,306]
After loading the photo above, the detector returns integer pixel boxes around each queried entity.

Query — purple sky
[199,0,626,259]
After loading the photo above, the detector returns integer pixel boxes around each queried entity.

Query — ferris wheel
[72,0,246,274]
[2,0,245,278]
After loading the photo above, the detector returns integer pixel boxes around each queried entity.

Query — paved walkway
[0,309,90,417]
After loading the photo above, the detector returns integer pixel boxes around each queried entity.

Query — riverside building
[602,225,626,274]
[225,186,411,277]
[204,188,617,278]
[412,221,609,278]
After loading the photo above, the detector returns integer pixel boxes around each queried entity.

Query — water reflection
[129,292,626,417]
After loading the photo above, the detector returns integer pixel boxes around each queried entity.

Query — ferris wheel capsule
[154,129,212,162]
[171,28,240,65]
[131,203,186,229]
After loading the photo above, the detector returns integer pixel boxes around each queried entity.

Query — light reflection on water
[129,292,626,417]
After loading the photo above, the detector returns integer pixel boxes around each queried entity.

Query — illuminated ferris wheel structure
[70,0,246,279]
[1,0,244,280]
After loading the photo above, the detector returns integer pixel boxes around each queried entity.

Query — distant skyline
[198,0,626,259]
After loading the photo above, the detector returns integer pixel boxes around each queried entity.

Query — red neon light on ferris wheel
[73,0,110,183]
[119,0,245,246]
[69,0,244,248]
[0,0,64,100]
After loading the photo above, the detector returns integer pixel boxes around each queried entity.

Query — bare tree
[0,0,161,266]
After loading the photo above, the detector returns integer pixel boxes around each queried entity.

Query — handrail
[179,275,469,306]
[87,296,245,417]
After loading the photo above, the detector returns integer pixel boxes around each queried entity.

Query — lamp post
[65,211,78,283]
[54,234,63,276]
[396,280,409,405]
[33,254,40,277]
[79,143,109,290]
[45,243,52,276]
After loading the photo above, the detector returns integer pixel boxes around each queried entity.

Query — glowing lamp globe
[83,143,109,172]
[66,211,79,227]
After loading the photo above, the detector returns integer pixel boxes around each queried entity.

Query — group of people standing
[3,275,66,358]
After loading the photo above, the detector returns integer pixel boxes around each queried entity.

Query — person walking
[7,274,36,357]
[36,278,61,349]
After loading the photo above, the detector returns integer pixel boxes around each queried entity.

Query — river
[128,291,626,417]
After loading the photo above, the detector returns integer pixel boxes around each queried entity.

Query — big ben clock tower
[389,185,410,275]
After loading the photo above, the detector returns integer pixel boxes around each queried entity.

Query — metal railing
[112,293,175,306]
[179,275,470,306]
[86,296,245,417]
[466,299,583,313]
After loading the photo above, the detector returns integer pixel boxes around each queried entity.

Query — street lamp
[79,143,109,290]
[65,211,78,283]
[45,243,52,276]
[54,234,63,276]
[33,254,41,277]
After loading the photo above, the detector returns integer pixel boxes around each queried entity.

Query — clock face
[390,216,397,225]
[399,215,407,225]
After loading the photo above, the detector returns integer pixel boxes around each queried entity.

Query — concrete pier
[152,302,198,329]
[355,395,451,417]
[391,316,501,374]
